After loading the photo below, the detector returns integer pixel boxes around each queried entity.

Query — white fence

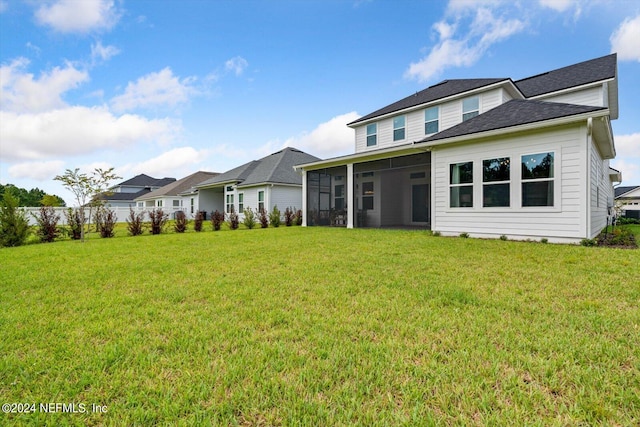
[22,206,187,226]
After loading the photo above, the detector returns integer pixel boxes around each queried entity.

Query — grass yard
[1,227,639,425]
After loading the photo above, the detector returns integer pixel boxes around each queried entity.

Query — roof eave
[294,143,428,171]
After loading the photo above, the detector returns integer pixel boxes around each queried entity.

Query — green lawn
[1,227,639,425]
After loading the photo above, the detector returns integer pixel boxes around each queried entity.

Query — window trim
[258,190,265,213]
[393,115,406,142]
[238,192,244,212]
[362,181,374,210]
[449,161,474,208]
[482,157,511,208]
[424,106,439,135]
[462,96,479,122]
[521,151,555,208]
[366,123,377,147]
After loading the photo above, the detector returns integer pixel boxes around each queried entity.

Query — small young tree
[126,208,145,236]
[33,206,61,243]
[284,207,294,226]
[54,167,120,242]
[174,211,188,233]
[227,207,239,230]
[0,190,30,247]
[269,205,281,228]
[258,208,269,228]
[294,209,303,226]
[64,208,83,240]
[194,211,204,232]
[243,207,256,229]
[211,210,224,231]
[148,208,168,235]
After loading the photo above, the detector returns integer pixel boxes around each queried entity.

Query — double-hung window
[393,116,406,141]
[238,193,244,212]
[450,162,473,207]
[366,123,377,147]
[425,107,439,134]
[462,96,479,121]
[226,193,234,213]
[521,152,554,207]
[483,157,510,207]
[258,190,265,212]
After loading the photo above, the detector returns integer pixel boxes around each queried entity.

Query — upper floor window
[462,97,479,121]
[483,157,510,207]
[366,123,377,147]
[522,152,554,207]
[450,162,473,208]
[393,116,406,141]
[425,107,439,134]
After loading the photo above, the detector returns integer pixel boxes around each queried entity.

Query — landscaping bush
[227,208,239,230]
[174,211,188,233]
[459,232,469,238]
[211,210,224,231]
[194,211,204,232]
[618,217,640,225]
[294,209,303,226]
[149,209,168,235]
[126,208,145,236]
[94,206,116,238]
[269,205,281,228]
[284,207,294,226]
[243,207,256,229]
[258,208,269,228]
[597,226,637,248]
[64,208,83,240]
[0,190,30,247]
[33,206,61,243]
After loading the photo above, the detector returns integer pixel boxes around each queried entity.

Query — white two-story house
[295,54,621,243]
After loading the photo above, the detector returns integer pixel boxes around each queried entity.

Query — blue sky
[1,0,639,205]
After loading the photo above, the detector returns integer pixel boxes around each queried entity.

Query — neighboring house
[615,185,640,219]
[195,147,320,217]
[99,174,176,208]
[295,54,621,242]
[134,171,220,217]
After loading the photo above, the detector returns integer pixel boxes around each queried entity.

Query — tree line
[0,184,66,207]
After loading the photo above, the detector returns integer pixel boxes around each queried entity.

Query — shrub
[243,207,256,229]
[618,217,640,225]
[499,234,508,241]
[580,238,597,247]
[94,206,116,238]
[149,209,168,235]
[64,208,83,240]
[211,210,224,231]
[174,211,188,233]
[194,211,204,232]
[126,208,145,236]
[269,205,281,228]
[33,206,61,243]
[227,208,239,230]
[294,209,303,226]
[459,232,469,238]
[258,208,269,228]
[284,207,295,226]
[597,226,637,248]
[0,190,30,247]
[432,230,441,237]
[540,238,549,244]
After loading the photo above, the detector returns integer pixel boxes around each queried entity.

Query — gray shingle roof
[348,78,509,126]
[117,174,176,188]
[515,53,616,98]
[418,99,605,143]
[100,189,151,201]
[135,171,219,201]
[197,148,320,188]
[615,186,640,198]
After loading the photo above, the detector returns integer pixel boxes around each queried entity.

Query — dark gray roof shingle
[349,78,509,126]
[418,100,605,143]
[117,174,176,188]
[515,53,616,98]
[615,185,640,198]
[135,171,219,200]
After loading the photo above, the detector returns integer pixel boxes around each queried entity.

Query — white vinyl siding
[432,124,589,241]
[590,141,610,237]
[270,186,303,213]
[536,85,604,107]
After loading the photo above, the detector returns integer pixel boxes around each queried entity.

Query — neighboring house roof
[514,53,616,98]
[419,99,606,143]
[115,174,176,189]
[348,78,510,126]
[99,189,151,202]
[197,147,321,189]
[615,186,640,198]
[134,171,220,201]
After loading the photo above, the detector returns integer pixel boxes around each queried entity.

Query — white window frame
[521,151,555,208]
[425,106,439,135]
[449,161,474,208]
[482,157,511,208]
[238,192,244,212]
[462,96,479,122]
[258,190,265,212]
[366,123,377,147]
[226,193,234,213]
[393,115,406,141]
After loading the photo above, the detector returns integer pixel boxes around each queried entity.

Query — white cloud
[0,1,8,13]
[91,41,120,63]
[8,160,65,181]
[538,0,577,12]
[0,107,180,161]
[612,133,640,184]
[262,112,361,158]
[610,14,640,62]
[34,0,120,33]
[405,6,525,82]
[123,147,207,177]
[225,56,249,76]
[615,132,640,159]
[110,67,197,112]
[0,58,89,113]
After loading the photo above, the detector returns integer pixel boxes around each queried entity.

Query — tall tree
[0,189,30,247]
[54,168,121,242]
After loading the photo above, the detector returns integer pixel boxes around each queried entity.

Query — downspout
[586,117,593,239]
